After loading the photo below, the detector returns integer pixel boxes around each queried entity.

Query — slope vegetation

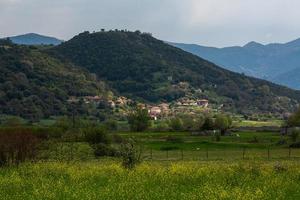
[51,31,300,114]
[0,39,108,120]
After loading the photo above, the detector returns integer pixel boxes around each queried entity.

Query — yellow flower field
[0,160,300,200]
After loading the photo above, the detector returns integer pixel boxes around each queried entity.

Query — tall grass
[0,160,300,199]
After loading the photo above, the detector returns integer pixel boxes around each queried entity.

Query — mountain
[170,38,300,90]
[6,33,63,45]
[0,39,110,121]
[49,31,300,115]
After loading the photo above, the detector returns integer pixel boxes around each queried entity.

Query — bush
[93,143,117,157]
[104,119,118,131]
[112,134,125,144]
[153,121,170,132]
[0,128,40,166]
[83,127,111,145]
[120,139,141,169]
[169,118,183,131]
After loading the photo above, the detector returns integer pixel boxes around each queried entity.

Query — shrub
[169,117,183,131]
[154,121,170,132]
[120,139,141,169]
[83,127,111,145]
[104,119,118,131]
[93,143,117,157]
[112,134,125,144]
[0,128,40,166]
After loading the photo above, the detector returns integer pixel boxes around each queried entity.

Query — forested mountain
[50,31,300,114]
[0,39,109,120]
[6,33,63,45]
[170,39,300,89]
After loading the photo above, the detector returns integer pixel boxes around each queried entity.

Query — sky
[1,0,300,47]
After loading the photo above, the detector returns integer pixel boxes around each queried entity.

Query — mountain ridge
[170,38,300,89]
[5,33,63,45]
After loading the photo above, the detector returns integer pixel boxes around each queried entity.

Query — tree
[202,116,215,131]
[169,117,183,131]
[215,114,232,135]
[128,108,151,132]
[287,108,300,127]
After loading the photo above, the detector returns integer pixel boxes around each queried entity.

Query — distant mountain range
[4,33,63,45]
[170,39,300,90]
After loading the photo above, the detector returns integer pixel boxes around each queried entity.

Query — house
[108,100,115,108]
[159,103,170,114]
[148,106,162,120]
[83,96,102,104]
[67,96,79,103]
[197,99,209,108]
[115,96,129,107]
[181,99,197,106]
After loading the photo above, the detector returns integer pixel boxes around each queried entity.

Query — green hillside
[51,30,300,114]
[0,39,110,120]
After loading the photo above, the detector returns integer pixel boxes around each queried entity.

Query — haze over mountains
[4,33,63,45]
[171,39,300,90]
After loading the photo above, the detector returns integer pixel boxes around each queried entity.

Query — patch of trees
[0,44,110,120]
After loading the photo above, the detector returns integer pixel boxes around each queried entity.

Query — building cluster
[148,103,171,120]
[67,95,209,120]
[176,98,209,108]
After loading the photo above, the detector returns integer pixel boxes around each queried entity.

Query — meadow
[1,117,299,199]
[1,160,300,200]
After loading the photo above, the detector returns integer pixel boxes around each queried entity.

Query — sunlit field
[1,160,300,200]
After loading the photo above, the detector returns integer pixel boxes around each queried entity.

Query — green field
[1,160,300,200]
[233,120,283,127]
[1,120,300,199]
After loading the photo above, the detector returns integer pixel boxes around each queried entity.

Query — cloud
[1,0,300,47]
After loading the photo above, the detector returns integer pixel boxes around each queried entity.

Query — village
[67,95,210,120]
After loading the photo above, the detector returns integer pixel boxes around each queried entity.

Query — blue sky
[1,0,300,47]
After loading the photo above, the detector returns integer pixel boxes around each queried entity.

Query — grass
[233,120,283,127]
[1,160,300,200]
[119,131,288,150]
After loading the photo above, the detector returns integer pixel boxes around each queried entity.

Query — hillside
[50,31,300,114]
[171,39,300,89]
[6,33,63,45]
[0,39,110,120]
